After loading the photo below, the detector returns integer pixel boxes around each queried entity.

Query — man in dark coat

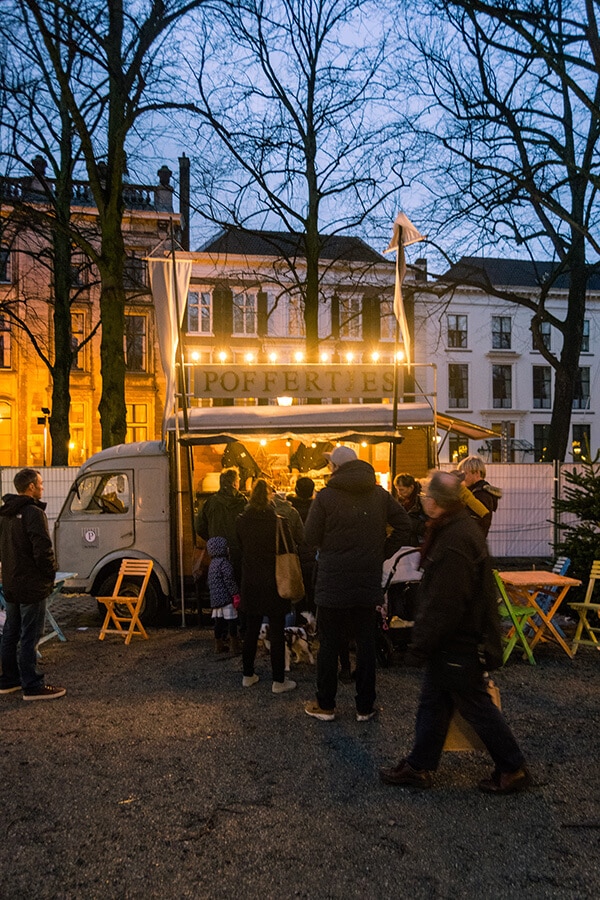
[303,446,411,721]
[380,471,530,794]
[196,468,247,579]
[0,468,65,700]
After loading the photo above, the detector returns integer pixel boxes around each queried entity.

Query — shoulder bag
[275,516,305,602]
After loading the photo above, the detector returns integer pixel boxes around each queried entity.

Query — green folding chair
[493,570,537,665]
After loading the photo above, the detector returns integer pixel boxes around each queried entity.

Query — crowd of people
[1,454,530,794]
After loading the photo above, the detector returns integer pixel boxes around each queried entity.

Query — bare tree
[188,0,407,360]
[12,0,209,448]
[400,0,600,460]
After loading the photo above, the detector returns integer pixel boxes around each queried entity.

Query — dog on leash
[259,611,316,672]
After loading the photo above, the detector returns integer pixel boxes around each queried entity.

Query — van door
[54,470,135,580]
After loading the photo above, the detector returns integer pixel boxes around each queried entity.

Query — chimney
[414,257,427,282]
[179,154,190,251]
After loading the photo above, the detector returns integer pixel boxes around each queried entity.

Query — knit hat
[323,446,357,467]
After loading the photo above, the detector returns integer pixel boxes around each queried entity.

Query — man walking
[379,471,530,794]
[303,446,410,722]
[0,468,66,700]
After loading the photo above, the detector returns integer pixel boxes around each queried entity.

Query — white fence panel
[483,464,555,558]
[0,467,78,533]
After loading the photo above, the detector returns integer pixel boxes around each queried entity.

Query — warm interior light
[218,351,227,363]
[361,441,368,448]
[294,351,304,363]
[260,438,267,446]
[190,350,200,362]
[371,351,380,362]
[396,350,405,362]
[277,396,293,407]
[268,352,278,363]
[345,351,354,363]
[69,442,76,450]
[320,352,330,363]
[245,352,255,363]
[311,442,317,449]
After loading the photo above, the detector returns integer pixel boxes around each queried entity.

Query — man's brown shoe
[379,759,432,789]
[478,766,532,795]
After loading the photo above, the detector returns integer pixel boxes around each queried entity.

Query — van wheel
[95,571,163,625]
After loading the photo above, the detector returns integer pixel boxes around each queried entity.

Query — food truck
[54,401,437,622]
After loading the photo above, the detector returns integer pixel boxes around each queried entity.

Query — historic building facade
[0,158,177,467]
[414,257,600,464]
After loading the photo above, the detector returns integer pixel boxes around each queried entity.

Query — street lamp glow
[268,352,278,363]
[396,349,405,362]
[190,350,200,362]
[294,351,304,363]
[245,352,255,363]
[345,351,354,363]
[320,352,330,363]
[218,351,227,363]
[371,351,380,362]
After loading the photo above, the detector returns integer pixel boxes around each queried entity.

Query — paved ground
[1,595,599,899]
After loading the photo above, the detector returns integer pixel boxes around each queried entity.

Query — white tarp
[147,257,192,436]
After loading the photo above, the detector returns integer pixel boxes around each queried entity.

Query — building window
[379,298,395,341]
[447,315,467,348]
[448,363,468,408]
[68,401,86,465]
[448,434,469,465]
[71,313,85,370]
[126,403,148,442]
[534,424,552,462]
[125,314,147,372]
[492,364,512,408]
[0,248,12,283]
[123,254,148,290]
[492,316,512,350]
[287,294,305,337]
[340,296,362,340]
[187,291,212,334]
[233,291,257,336]
[0,400,13,465]
[581,320,590,353]
[532,321,551,351]
[70,254,88,287]
[532,366,551,409]
[572,424,591,462]
[572,367,590,410]
[0,316,11,368]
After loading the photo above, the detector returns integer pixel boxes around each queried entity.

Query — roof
[443,256,600,291]
[198,229,389,265]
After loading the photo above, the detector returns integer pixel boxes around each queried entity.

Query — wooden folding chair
[493,570,537,665]
[526,557,571,639]
[569,560,600,655]
[97,559,153,645]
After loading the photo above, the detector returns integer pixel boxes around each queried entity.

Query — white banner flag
[384,213,425,368]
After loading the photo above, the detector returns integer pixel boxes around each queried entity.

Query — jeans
[243,612,286,683]
[0,599,46,691]
[316,605,377,715]
[408,651,526,774]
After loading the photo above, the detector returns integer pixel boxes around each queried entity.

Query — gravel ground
[1,595,599,899]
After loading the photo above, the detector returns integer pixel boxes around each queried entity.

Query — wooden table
[497,571,581,659]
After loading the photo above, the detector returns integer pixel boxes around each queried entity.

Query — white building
[415,257,600,464]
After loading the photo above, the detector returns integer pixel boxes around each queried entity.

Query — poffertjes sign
[193,364,398,400]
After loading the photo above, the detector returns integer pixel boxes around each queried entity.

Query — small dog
[259,611,317,672]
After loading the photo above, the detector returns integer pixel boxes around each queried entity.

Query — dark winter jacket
[0,493,56,604]
[467,479,500,537]
[236,508,292,617]
[206,537,239,609]
[399,485,428,546]
[196,486,247,553]
[304,460,411,608]
[407,508,502,668]
[287,494,313,524]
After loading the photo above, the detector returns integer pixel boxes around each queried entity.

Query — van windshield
[71,473,130,514]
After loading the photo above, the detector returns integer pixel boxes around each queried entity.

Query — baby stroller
[376,546,423,667]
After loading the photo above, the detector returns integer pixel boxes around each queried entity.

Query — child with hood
[206,536,241,654]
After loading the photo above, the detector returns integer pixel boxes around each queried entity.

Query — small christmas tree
[555,452,600,603]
